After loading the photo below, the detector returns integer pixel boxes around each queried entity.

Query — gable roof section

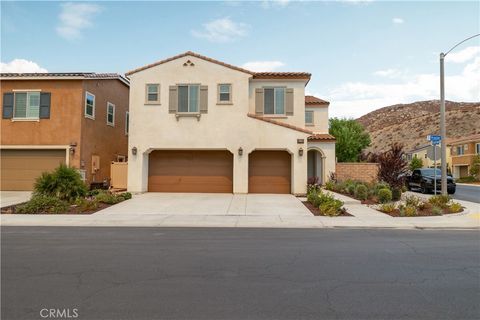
[307,134,336,142]
[0,72,130,86]
[305,95,330,106]
[125,51,311,82]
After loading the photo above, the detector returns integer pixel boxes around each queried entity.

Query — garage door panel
[1,149,66,191]
[249,151,291,194]
[148,150,233,193]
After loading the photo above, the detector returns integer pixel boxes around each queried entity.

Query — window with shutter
[2,93,14,119]
[177,84,200,113]
[263,87,285,115]
[10,92,40,119]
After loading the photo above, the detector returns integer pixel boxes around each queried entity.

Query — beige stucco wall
[307,141,336,183]
[127,55,314,194]
[306,106,329,133]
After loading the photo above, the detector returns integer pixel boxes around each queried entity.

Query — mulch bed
[302,201,353,217]
[1,202,111,215]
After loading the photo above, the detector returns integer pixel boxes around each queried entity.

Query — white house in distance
[126,51,335,195]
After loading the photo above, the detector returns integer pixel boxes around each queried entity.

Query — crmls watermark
[39,308,79,319]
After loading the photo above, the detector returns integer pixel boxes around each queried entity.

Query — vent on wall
[183,60,195,67]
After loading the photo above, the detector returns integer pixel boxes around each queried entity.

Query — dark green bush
[374,182,390,195]
[354,184,368,201]
[17,195,69,214]
[347,184,356,196]
[34,165,87,202]
[391,188,402,201]
[307,189,345,216]
[121,192,132,200]
[377,188,392,203]
[95,191,119,204]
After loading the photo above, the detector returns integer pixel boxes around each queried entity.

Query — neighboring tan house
[1,73,130,190]
[448,134,480,179]
[126,51,335,195]
[406,144,452,170]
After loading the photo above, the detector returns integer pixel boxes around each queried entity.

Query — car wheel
[421,183,429,194]
[448,189,456,195]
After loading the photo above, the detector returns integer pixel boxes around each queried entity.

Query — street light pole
[439,33,480,196]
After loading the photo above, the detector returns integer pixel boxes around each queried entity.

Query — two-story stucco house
[126,52,335,195]
[1,73,129,190]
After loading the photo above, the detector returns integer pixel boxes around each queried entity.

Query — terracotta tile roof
[305,95,329,106]
[0,72,129,86]
[308,133,336,142]
[247,114,312,134]
[446,133,480,145]
[125,51,311,81]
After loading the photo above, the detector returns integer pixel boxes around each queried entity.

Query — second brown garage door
[148,150,233,193]
[1,149,66,191]
[249,150,291,194]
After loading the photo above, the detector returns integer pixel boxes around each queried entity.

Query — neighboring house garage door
[0,149,66,191]
[249,151,291,194]
[148,150,233,193]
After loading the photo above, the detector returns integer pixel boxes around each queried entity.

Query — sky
[1,0,479,118]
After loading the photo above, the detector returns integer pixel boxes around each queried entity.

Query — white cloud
[326,56,480,119]
[242,61,285,72]
[392,17,404,24]
[373,68,406,79]
[0,59,48,73]
[191,17,248,43]
[446,46,480,63]
[56,2,102,40]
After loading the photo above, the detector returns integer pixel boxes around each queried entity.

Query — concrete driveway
[0,191,32,208]
[98,193,312,217]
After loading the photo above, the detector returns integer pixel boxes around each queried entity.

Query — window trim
[217,83,232,105]
[456,145,465,156]
[177,83,200,114]
[476,143,480,155]
[263,86,286,116]
[305,110,314,126]
[106,102,115,126]
[84,91,95,119]
[12,91,41,120]
[145,83,160,105]
[125,111,129,136]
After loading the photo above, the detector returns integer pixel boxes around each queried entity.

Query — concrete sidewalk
[1,192,479,229]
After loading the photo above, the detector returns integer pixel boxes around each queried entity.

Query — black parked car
[405,168,456,194]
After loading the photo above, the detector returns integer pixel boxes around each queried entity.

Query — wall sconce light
[69,147,75,155]
[132,147,137,155]
[238,147,243,156]
[298,148,304,157]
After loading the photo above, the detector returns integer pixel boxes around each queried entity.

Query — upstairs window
[218,84,232,103]
[146,84,160,104]
[178,84,199,113]
[85,92,95,119]
[13,92,40,119]
[305,110,314,125]
[456,145,465,155]
[107,102,115,126]
[264,87,285,115]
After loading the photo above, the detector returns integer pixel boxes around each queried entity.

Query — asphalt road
[2,227,479,320]
[453,184,480,203]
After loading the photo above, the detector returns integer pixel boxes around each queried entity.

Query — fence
[335,162,379,183]
[110,161,128,189]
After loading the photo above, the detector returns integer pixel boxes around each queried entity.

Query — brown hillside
[356,100,480,153]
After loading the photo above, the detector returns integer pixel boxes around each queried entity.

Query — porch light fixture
[131,147,137,155]
[238,147,243,156]
[298,148,304,157]
[69,142,77,155]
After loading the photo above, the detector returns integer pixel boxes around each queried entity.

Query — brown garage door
[1,149,66,191]
[148,150,233,193]
[249,150,291,194]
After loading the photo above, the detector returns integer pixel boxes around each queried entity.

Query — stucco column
[233,151,248,193]
[292,150,308,195]
[127,149,149,193]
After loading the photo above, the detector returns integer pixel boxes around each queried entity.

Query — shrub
[404,194,421,207]
[469,155,480,178]
[392,188,402,201]
[379,203,396,213]
[307,176,321,193]
[418,200,432,211]
[376,143,409,190]
[432,206,443,216]
[95,191,120,204]
[374,182,390,195]
[428,195,451,209]
[74,198,99,212]
[17,195,69,214]
[409,157,423,171]
[121,192,132,200]
[377,188,392,203]
[456,176,477,183]
[354,184,368,201]
[400,205,417,217]
[448,202,463,213]
[347,184,356,196]
[319,199,344,217]
[34,165,87,202]
[86,189,102,197]
[324,181,335,191]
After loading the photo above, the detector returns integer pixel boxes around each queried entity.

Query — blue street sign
[431,140,440,145]
[427,135,442,143]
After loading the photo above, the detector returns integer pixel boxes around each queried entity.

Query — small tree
[409,157,423,171]
[329,118,371,162]
[469,155,480,179]
[376,143,409,192]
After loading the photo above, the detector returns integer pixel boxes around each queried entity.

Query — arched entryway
[307,149,324,185]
